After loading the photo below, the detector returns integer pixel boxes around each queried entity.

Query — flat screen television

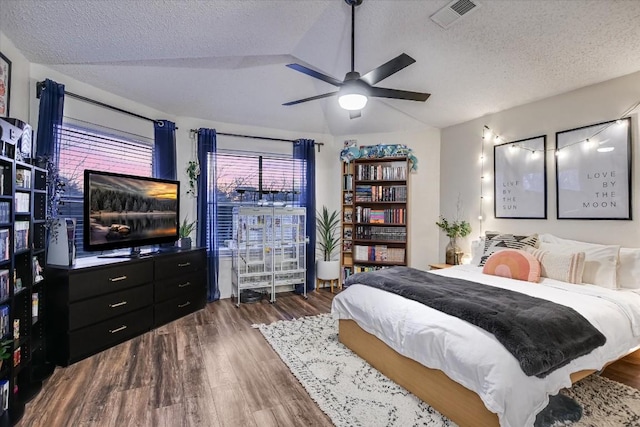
[84,169,180,256]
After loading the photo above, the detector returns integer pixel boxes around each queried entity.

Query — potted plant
[435,215,471,265]
[186,160,200,197]
[0,339,12,370]
[179,218,197,249]
[316,206,341,281]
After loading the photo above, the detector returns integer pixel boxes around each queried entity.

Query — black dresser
[46,248,207,366]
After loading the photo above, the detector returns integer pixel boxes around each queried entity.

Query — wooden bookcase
[341,157,409,282]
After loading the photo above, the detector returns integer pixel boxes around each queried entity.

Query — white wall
[337,129,442,270]
[440,70,640,257]
[1,30,31,122]
[4,29,441,298]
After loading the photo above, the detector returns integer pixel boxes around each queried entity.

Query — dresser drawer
[154,250,205,279]
[155,271,205,303]
[154,288,205,327]
[69,306,153,363]
[69,260,153,302]
[69,283,153,330]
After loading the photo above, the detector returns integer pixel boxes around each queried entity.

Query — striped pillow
[482,249,541,282]
[528,248,586,284]
[478,233,539,266]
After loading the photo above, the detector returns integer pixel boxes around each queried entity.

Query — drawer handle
[109,325,127,334]
[109,275,128,282]
[109,301,128,308]
[178,262,191,267]
[178,281,191,288]
[178,301,191,308]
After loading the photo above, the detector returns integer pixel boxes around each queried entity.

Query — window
[213,151,304,251]
[56,123,153,256]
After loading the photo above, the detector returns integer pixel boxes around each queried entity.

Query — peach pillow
[482,249,541,283]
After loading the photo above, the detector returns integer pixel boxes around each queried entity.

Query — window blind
[213,151,304,249]
[56,123,153,256]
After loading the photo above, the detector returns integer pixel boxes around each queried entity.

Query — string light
[478,100,639,237]
[482,99,640,158]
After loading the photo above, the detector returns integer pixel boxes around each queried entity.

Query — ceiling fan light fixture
[339,93,368,110]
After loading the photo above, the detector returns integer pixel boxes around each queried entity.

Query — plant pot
[179,237,192,249]
[445,238,463,265]
[316,260,340,280]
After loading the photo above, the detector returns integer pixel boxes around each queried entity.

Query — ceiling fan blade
[282,91,338,106]
[360,53,416,86]
[349,110,362,120]
[369,87,431,102]
[286,64,343,87]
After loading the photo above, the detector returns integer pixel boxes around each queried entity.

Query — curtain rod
[189,129,324,150]
[36,80,176,128]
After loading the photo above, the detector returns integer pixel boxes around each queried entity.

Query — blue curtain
[294,139,316,292]
[197,128,220,301]
[153,120,177,180]
[35,79,65,161]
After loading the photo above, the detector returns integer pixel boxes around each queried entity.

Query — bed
[331,264,640,427]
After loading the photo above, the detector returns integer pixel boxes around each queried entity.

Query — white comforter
[331,265,640,427]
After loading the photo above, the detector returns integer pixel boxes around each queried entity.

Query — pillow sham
[527,248,585,284]
[478,232,539,266]
[537,241,619,289]
[482,249,541,282]
[618,248,640,289]
[539,233,633,288]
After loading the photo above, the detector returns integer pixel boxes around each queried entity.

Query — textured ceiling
[2,0,640,136]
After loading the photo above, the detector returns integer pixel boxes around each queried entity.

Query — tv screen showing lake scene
[86,172,179,248]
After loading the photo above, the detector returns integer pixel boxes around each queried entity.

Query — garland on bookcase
[340,142,418,171]
[37,156,65,243]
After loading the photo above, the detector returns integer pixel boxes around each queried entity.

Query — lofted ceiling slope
[1,0,640,136]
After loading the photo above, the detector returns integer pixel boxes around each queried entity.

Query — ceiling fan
[283,0,430,119]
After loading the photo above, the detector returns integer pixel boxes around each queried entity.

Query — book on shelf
[13,347,20,367]
[0,270,8,301]
[0,230,8,261]
[0,202,9,223]
[0,305,8,338]
[0,379,8,411]
[32,292,39,318]
[14,221,29,251]
[12,319,19,341]
[15,169,31,189]
[14,193,30,213]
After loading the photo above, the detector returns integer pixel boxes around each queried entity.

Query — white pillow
[470,238,485,266]
[538,241,620,289]
[618,248,640,289]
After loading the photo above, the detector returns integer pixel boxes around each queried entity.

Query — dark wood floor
[16,288,640,426]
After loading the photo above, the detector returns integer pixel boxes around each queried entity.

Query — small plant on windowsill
[186,160,200,197]
[179,218,197,249]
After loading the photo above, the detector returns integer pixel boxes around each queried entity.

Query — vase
[446,237,462,265]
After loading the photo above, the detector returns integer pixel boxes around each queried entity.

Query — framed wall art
[0,52,10,118]
[556,117,632,220]
[494,135,547,219]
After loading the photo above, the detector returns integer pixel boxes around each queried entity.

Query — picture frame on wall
[556,117,632,220]
[0,52,10,118]
[494,135,547,219]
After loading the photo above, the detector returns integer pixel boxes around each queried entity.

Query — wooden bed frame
[338,319,637,427]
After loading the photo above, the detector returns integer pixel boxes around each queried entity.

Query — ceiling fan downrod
[345,0,363,74]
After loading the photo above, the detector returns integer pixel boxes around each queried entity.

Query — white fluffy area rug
[255,313,640,427]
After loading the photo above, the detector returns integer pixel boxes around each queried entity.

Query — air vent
[430,0,480,29]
